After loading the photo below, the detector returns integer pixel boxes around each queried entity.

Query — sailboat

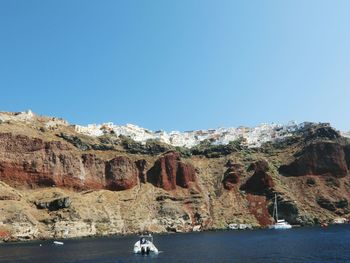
[269,194,292,230]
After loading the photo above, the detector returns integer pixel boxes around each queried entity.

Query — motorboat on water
[133,234,159,255]
[269,194,292,230]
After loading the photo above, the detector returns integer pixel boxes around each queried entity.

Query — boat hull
[269,224,292,230]
[133,241,159,254]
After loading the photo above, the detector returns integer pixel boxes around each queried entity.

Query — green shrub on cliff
[120,136,172,155]
[191,138,245,158]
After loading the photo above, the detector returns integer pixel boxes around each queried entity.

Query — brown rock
[105,156,139,191]
[0,133,103,190]
[81,154,105,189]
[279,142,348,178]
[222,162,243,190]
[0,230,11,241]
[176,162,196,188]
[0,133,45,153]
[247,160,269,173]
[147,152,179,190]
[240,160,274,194]
[147,152,196,190]
[246,194,273,226]
[135,159,148,183]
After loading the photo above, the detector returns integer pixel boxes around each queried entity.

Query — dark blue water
[0,225,349,263]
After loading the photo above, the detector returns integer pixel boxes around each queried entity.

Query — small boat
[333,217,347,224]
[269,194,292,230]
[53,241,64,245]
[228,223,238,230]
[238,224,252,230]
[133,234,159,255]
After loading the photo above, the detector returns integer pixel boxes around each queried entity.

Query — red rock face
[0,133,156,191]
[147,152,196,190]
[147,152,178,190]
[222,162,243,190]
[279,142,349,178]
[0,133,88,189]
[246,194,273,226]
[105,156,139,191]
[0,133,108,190]
[135,159,148,183]
[81,154,106,189]
[0,134,198,192]
[176,162,196,188]
[240,160,274,195]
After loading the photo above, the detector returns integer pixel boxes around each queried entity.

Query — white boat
[228,223,252,230]
[333,217,347,224]
[228,223,238,230]
[238,223,252,230]
[133,234,159,255]
[53,241,64,245]
[269,194,292,230]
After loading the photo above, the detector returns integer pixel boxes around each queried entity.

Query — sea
[0,225,349,263]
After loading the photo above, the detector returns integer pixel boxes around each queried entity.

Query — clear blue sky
[1,1,349,131]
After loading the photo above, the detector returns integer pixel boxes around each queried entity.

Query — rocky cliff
[0,111,350,241]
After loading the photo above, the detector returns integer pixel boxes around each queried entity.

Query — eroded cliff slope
[0,111,350,241]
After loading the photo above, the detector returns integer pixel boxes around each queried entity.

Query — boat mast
[275,194,278,222]
[272,196,275,220]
